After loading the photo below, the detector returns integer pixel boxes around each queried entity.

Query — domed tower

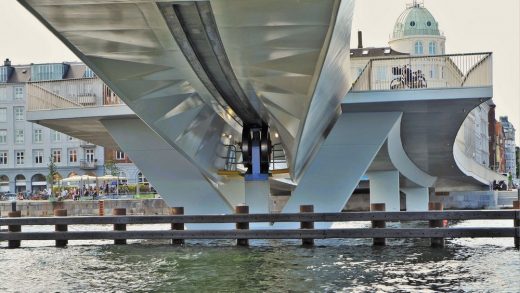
[388,1,445,55]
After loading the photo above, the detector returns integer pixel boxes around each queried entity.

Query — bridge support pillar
[245,180,270,214]
[368,170,400,212]
[402,187,429,211]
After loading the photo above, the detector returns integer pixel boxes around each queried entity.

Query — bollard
[99,200,105,216]
[429,202,445,248]
[7,210,22,248]
[113,208,127,245]
[171,207,185,245]
[54,209,68,247]
[300,205,314,246]
[235,205,249,246]
[370,203,386,246]
[513,200,519,249]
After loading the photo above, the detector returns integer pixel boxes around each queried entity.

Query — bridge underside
[20,0,506,221]
[20,0,355,184]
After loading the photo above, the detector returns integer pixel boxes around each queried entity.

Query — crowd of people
[0,183,133,201]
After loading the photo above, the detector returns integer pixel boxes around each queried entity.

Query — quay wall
[1,190,517,217]
[0,199,170,217]
[428,190,517,209]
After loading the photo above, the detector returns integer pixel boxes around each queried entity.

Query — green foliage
[47,156,59,196]
[139,183,150,193]
[47,156,58,184]
[104,160,120,176]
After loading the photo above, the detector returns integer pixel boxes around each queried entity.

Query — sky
[0,0,519,141]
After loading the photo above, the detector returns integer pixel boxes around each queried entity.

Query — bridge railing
[27,77,125,111]
[351,52,492,92]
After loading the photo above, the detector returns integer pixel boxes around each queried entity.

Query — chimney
[3,58,11,67]
[357,31,363,49]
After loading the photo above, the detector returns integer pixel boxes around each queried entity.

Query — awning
[15,180,26,186]
[31,181,47,186]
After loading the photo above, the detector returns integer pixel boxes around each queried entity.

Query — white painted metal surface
[19,0,355,185]
[402,187,429,211]
[368,170,401,212]
[101,118,234,229]
[280,112,402,214]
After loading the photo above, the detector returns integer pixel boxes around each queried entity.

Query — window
[0,129,6,144]
[116,151,125,160]
[33,129,43,143]
[52,149,61,163]
[51,130,61,142]
[410,21,416,27]
[138,172,148,184]
[69,149,77,163]
[30,63,68,81]
[68,135,75,141]
[0,86,7,102]
[84,67,96,78]
[429,65,437,79]
[428,41,437,55]
[0,151,7,165]
[15,129,24,144]
[16,151,24,165]
[0,108,6,121]
[34,150,43,165]
[14,106,24,121]
[85,149,95,162]
[414,41,424,55]
[376,67,387,80]
[0,67,12,83]
[14,87,24,100]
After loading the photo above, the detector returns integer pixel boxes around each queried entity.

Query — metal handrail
[351,52,493,92]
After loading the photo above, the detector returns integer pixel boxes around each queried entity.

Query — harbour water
[1,220,519,292]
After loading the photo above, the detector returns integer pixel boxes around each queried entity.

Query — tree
[47,156,58,196]
[104,160,120,176]
[104,160,121,195]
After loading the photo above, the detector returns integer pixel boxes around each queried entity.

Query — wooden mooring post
[113,208,127,245]
[514,200,519,249]
[370,203,386,246]
[300,205,314,246]
[54,209,68,247]
[7,210,21,248]
[98,200,105,216]
[171,207,185,245]
[429,202,445,247]
[235,205,249,246]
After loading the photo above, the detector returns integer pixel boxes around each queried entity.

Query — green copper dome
[392,3,440,39]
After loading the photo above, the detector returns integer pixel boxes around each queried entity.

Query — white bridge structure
[20,0,505,224]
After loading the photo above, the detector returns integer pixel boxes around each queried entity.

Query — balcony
[351,52,492,92]
[80,160,97,170]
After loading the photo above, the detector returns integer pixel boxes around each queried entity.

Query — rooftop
[392,1,441,40]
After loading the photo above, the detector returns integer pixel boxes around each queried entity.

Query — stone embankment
[0,199,170,217]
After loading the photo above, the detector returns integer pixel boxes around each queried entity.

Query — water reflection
[0,221,519,292]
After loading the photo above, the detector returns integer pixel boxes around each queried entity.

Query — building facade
[493,121,506,173]
[0,58,141,193]
[499,116,517,178]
